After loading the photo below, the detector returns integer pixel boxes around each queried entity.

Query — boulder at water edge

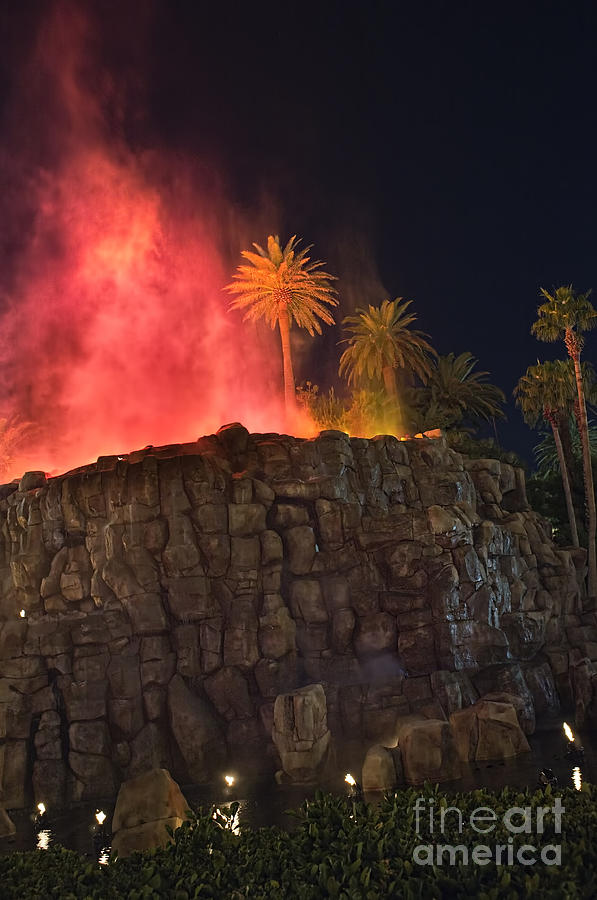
[111,767,191,858]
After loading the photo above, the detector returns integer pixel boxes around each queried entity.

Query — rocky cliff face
[0,424,592,807]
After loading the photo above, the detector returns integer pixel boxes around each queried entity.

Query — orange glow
[0,6,319,482]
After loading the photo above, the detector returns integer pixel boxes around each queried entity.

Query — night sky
[2,0,597,467]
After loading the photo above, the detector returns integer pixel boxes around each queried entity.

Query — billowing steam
[0,2,313,481]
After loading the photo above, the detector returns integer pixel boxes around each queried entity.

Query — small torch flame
[37,802,46,816]
[19,609,26,618]
[344,773,356,786]
[563,722,574,742]
[224,775,235,787]
[95,810,106,826]
[572,766,582,791]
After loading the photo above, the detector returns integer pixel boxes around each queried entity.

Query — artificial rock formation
[362,744,402,792]
[393,715,461,784]
[450,699,530,762]
[0,424,591,807]
[272,683,332,783]
[111,767,191,858]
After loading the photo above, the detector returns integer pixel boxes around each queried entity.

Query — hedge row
[0,782,595,898]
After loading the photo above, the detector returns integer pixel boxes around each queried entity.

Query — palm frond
[532,285,597,343]
[338,297,436,388]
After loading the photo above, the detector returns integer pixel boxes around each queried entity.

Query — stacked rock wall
[0,424,590,807]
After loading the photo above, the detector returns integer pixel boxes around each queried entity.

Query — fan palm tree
[533,418,597,477]
[338,298,435,434]
[413,352,506,432]
[515,360,580,547]
[532,285,597,596]
[226,235,338,416]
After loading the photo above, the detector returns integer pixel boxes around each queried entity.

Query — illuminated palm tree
[338,298,435,433]
[515,361,580,547]
[414,352,506,432]
[532,285,597,596]
[226,235,337,416]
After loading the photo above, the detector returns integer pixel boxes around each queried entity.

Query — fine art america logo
[412,796,564,867]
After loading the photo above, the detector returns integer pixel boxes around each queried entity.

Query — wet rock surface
[0,427,592,805]
[110,767,191,858]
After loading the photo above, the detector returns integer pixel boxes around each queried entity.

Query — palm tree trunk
[382,365,403,435]
[550,420,580,548]
[278,307,296,418]
[558,411,580,495]
[571,348,597,597]
[558,410,584,524]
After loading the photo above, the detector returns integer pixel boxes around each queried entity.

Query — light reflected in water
[98,847,110,865]
[572,766,582,791]
[212,801,242,835]
[36,829,52,851]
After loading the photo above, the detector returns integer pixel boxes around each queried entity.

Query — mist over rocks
[0,424,593,807]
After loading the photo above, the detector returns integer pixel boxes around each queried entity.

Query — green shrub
[0,784,595,898]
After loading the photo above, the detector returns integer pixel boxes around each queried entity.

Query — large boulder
[481,691,535,735]
[472,663,535,734]
[362,744,403,792]
[272,683,332,783]
[450,699,530,761]
[111,768,191,858]
[394,715,461,784]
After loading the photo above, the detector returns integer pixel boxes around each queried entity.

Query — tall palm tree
[413,351,506,432]
[533,417,597,478]
[226,235,338,416]
[515,360,580,547]
[533,361,597,498]
[338,298,435,434]
[532,285,597,597]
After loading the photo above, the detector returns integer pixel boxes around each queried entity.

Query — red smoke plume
[0,3,314,481]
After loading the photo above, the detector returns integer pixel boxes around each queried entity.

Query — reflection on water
[1,717,596,860]
[98,847,110,865]
[36,829,52,851]
[213,804,241,835]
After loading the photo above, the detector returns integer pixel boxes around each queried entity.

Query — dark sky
[3,0,597,465]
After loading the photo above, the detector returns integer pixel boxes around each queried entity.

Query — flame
[19,610,26,618]
[224,775,235,787]
[0,3,319,483]
[563,722,575,742]
[344,773,356,786]
[37,802,46,815]
[95,810,106,826]
[572,766,582,791]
